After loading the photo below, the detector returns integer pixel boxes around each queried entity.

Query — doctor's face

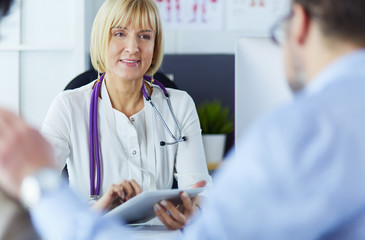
[106,24,155,82]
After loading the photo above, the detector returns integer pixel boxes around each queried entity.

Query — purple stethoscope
[89,74,187,199]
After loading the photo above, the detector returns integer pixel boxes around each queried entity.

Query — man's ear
[289,3,311,46]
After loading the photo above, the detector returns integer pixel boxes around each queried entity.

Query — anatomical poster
[154,0,223,30]
[226,0,290,36]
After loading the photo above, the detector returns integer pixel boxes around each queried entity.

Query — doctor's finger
[160,200,186,224]
[154,204,184,230]
[120,180,134,200]
[109,184,124,199]
[129,179,142,195]
[180,192,194,217]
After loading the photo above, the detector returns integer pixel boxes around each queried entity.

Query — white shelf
[0,0,87,128]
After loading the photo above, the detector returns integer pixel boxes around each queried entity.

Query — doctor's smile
[120,59,140,65]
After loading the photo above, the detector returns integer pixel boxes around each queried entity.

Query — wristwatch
[20,168,62,209]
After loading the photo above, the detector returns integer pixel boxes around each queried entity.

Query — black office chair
[65,69,178,90]
[62,69,179,189]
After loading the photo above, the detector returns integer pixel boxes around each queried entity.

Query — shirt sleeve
[173,93,212,191]
[41,92,71,171]
[31,183,184,240]
[30,183,130,240]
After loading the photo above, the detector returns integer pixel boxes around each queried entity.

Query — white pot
[202,134,226,170]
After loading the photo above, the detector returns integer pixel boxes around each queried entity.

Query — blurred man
[1,0,365,239]
[0,2,40,240]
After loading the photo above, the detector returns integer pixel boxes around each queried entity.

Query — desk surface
[126,218,182,238]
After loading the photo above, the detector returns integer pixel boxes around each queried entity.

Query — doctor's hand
[0,108,56,199]
[92,179,142,212]
[153,180,206,230]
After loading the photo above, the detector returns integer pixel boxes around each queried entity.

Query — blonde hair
[90,0,164,76]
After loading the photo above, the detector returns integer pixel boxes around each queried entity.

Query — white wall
[164,30,245,54]
[86,0,250,56]
[235,37,292,139]
[0,0,87,128]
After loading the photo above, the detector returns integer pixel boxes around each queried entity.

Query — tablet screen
[104,188,204,224]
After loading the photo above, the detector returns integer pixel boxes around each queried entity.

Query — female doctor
[41,0,211,229]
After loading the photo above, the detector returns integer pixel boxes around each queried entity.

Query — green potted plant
[197,100,234,170]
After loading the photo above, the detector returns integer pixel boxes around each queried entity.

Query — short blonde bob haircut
[90,0,164,76]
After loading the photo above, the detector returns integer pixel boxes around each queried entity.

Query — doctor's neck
[104,73,145,117]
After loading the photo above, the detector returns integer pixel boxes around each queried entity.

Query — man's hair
[293,0,365,45]
[0,0,14,17]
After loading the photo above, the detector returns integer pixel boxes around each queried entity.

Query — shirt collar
[100,79,163,109]
[100,78,108,102]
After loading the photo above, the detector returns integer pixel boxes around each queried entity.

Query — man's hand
[0,108,56,199]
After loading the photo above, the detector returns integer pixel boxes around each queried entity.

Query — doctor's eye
[115,32,126,37]
[140,34,152,40]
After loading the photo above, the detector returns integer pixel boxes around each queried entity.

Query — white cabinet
[0,0,87,128]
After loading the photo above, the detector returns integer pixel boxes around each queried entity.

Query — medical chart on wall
[154,0,223,30]
[227,0,290,36]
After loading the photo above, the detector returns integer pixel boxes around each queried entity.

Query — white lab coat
[42,80,211,201]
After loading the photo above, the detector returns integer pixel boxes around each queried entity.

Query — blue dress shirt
[31,49,365,240]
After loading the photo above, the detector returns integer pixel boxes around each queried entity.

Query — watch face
[20,176,42,209]
[20,168,61,209]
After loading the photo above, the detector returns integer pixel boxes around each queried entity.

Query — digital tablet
[104,188,204,224]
